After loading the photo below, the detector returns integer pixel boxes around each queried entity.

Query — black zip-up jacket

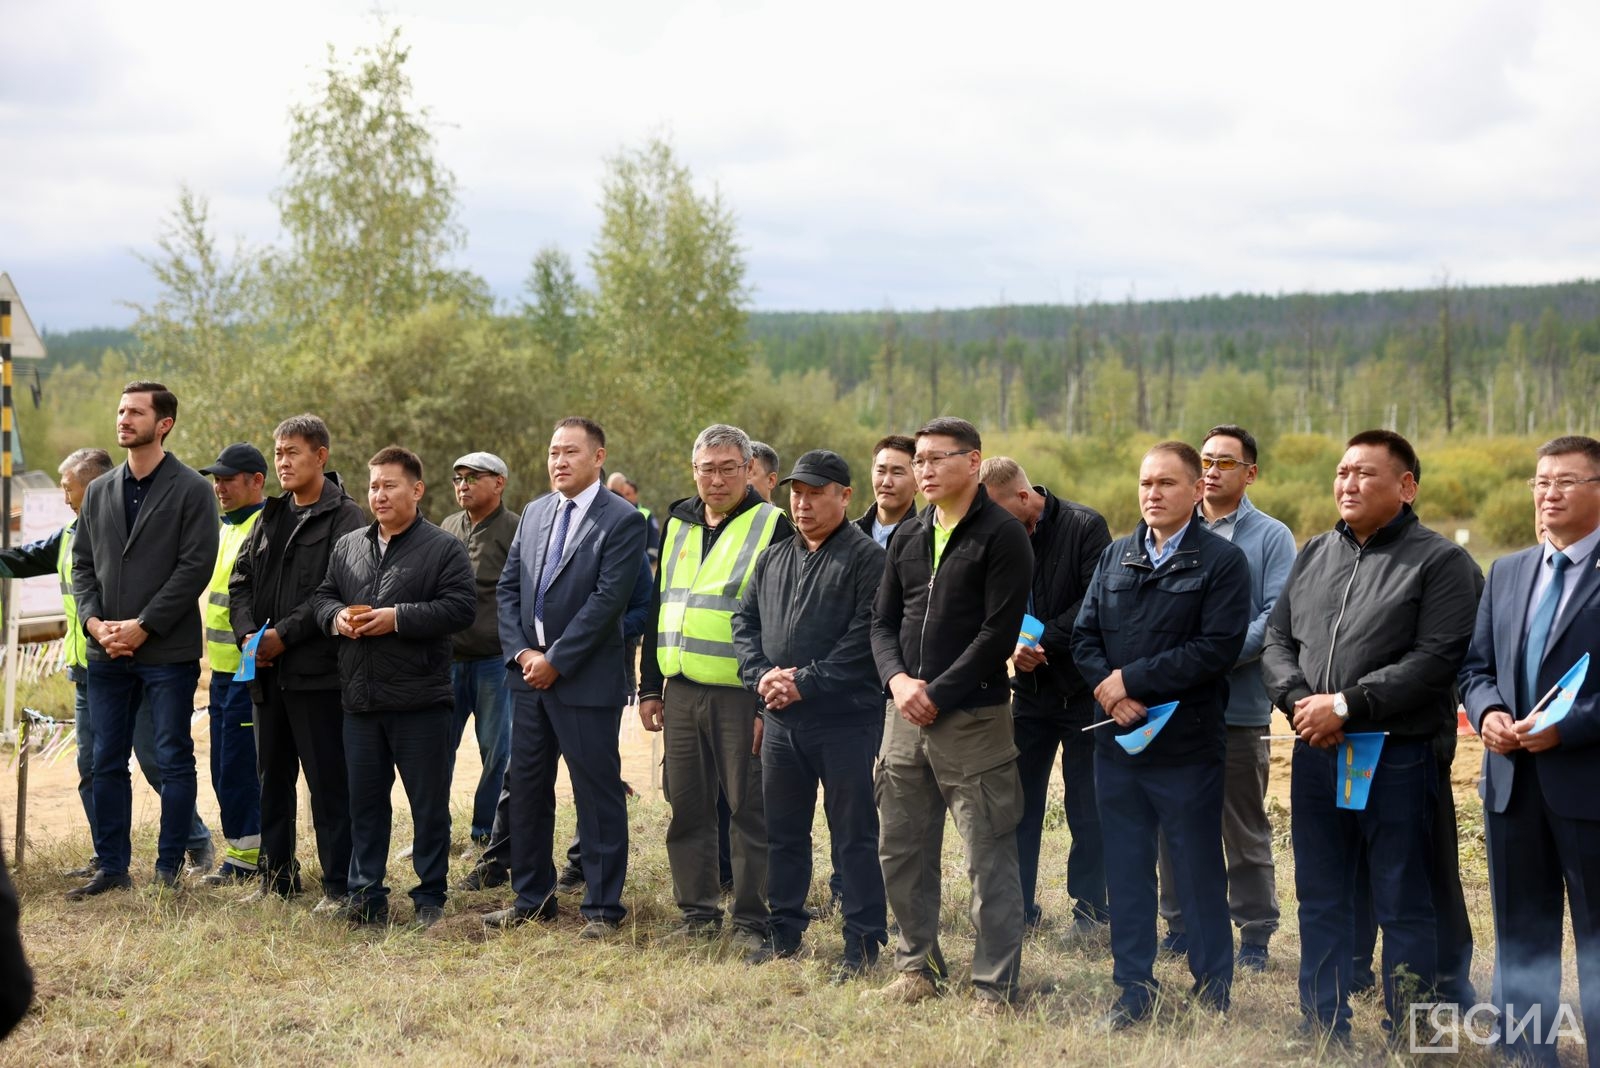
[638,485,793,700]
[1071,520,1251,765]
[871,485,1033,713]
[311,514,476,714]
[1011,488,1113,705]
[231,473,368,699]
[731,518,885,722]
[853,501,914,543]
[1261,505,1483,742]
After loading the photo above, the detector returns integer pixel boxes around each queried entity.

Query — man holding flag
[1262,429,1482,1044]
[1070,441,1250,1030]
[1461,435,1600,1067]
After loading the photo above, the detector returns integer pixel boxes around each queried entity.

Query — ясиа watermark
[1410,1002,1586,1054]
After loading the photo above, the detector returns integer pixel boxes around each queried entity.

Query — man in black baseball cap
[199,443,269,479]
[731,448,889,978]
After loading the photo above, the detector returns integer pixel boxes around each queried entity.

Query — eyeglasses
[451,473,497,486]
[1200,457,1250,472]
[911,449,973,470]
[692,461,750,479]
[1527,476,1600,494]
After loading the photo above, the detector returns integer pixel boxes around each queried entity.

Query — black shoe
[1236,943,1268,972]
[483,898,559,929]
[185,839,216,875]
[413,905,446,929]
[454,863,509,891]
[335,899,390,927]
[65,871,133,901]
[152,867,182,891]
[831,938,881,984]
[744,936,800,966]
[1159,930,1189,957]
[578,919,622,941]
[1024,903,1044,931]
[63,862,100,879]
[202,862,258,887]
[470,833,491,848]
[1094,1000,1153,1033]
[554,867,586,896]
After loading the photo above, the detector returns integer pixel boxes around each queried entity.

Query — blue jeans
[208,672,261,867]
[450,658,513,840]
[88,658,204,876]
[1291,738,1437,1034]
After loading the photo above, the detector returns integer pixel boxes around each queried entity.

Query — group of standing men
[17,377,1600,1061]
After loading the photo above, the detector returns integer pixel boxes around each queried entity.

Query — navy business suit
[1461,536,1600,1066]
[497,484,646,921]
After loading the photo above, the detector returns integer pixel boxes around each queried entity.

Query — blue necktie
[535,499,575,625]
[1522,550,1571,714]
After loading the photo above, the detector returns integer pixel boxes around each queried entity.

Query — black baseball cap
[779,449,850,488]
[199,442,267,477]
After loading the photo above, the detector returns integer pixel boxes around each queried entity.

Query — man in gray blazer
[68,381,219,898]
[484,417,647,938]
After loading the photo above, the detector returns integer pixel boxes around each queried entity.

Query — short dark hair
[1202,424,1258,465]
[274,413,331,452]
[1537,435,1600,472]
[915,417,981,452]
[1347,429,1420,480]
[873,434,916,460]
[369,445,423,482]
[1147,440,1203,482]
[122,381,178,440]
[554,416,606,450]
[750,441,779,475]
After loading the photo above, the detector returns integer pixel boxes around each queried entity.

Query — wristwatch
[1332,693,1349,721]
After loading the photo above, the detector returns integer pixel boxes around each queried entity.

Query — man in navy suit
[1461,434,1600,1067]
[484,417,646,938]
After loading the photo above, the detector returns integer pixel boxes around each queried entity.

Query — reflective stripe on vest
[205,512,261,673]
[655,502,781,686]
[57,523,86,670]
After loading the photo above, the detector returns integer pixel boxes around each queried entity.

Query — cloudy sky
[3,0,1596,331]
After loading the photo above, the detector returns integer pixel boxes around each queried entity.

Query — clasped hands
[1093,669,1147,726]
[335,606,397,639]
[1480,708,1561,754]
[88,617,149,659]
[515,648,560,690]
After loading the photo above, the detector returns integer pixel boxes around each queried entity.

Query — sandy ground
[0,691,1485,862]
[0,695,666,861]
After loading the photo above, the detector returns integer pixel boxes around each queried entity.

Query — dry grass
[0,789,1546,1066]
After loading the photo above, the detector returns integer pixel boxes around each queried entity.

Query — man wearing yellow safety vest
[638,424,792,951]
[196,444,267,884]
[0,447,211,879]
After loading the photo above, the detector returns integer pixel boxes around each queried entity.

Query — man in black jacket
[870,417,1032,1012]
[854,434,917,548]
[69,381,219,898]
[732,450,887,979]
[980,456,1112,933]
[312,446,476,927]
[231,414,367,907]
[1262,429,1482,1041]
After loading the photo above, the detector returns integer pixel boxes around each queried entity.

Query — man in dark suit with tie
[68,381,219,899]
[1461,435,1600,1066]
[484,417,646,938]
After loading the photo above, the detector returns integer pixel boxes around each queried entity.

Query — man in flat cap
[733,450,888,979]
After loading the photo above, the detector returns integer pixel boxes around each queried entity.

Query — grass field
[0,783,1559,1066]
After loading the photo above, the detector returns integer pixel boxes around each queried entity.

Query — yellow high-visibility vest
[204,511,261,675]
[57,523,85,671]
[656,502,781,686]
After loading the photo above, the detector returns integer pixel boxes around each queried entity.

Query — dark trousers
[208,673,261,867]
[1096,751,1232,1011]
[254,682,351,896]
[763,715,886,949]
[1013,690,1106,925]
[1486,757,1600,1067]
[1352,742,1476,1005]
[1160,726,1280,947]
[1291,738,1437,1034]
[508,686,629,922]
[87,658,202,876]
[344,707,453,910]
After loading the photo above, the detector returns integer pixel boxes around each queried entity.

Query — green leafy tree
[522,245,586,364]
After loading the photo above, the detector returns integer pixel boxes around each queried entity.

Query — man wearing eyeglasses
[1461,436,1600,1066]
[1155,426,1295,973]
[440,452,520,848]
[870,416,1033,1014]
[639,424,793,952]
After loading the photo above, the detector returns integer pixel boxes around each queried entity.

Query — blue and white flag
[235,619,270,683]
[1018,614,1045,648]
[1337,733,1386,810]
[1113,701,1179,756]
[1529,653,1590,735]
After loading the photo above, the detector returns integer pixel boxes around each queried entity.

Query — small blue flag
[1019,614,1045,648]
[1113,701,1179,756]
[1336,733,1386,810]
[235,619,270,683]
[1528,653,1590,735]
